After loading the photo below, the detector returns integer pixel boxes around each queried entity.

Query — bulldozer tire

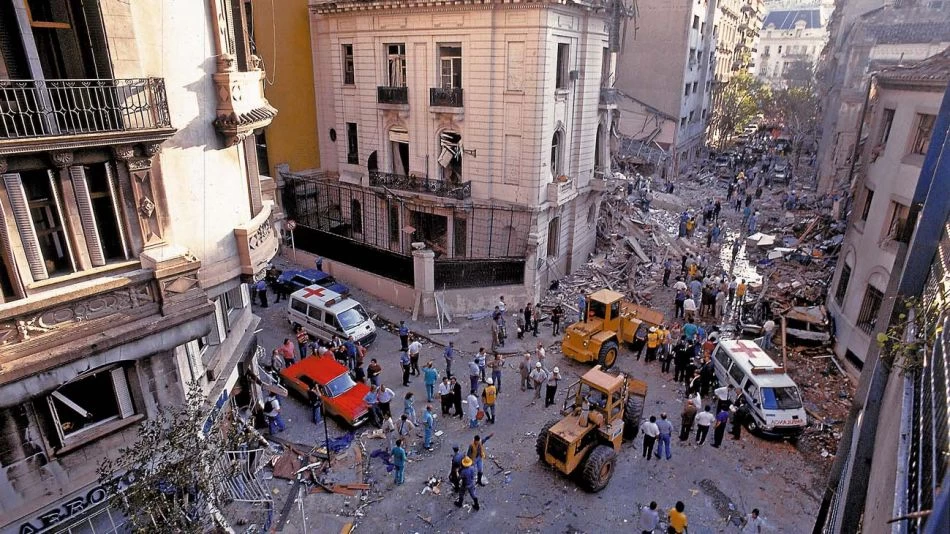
[623,394,645,441]
[579,445,617,492]
[536,418,560,463]
[597,340,619,369]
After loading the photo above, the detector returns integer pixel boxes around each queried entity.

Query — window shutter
[80,0,113,79]
[110,368,135,418]
[209,298,226,345]
[46,170,76,273]
[0,201,23,298]
[104,163,129,259]
[2,173,48,280]
[240,282,250,307]
[185,341,205,382]
[69,166,106,266]
[46,396,67,445]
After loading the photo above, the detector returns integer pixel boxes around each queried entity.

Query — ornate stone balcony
[0,78,175,155]
[212,55,277,146]
[547,178,577,206]
[234,201,279,280]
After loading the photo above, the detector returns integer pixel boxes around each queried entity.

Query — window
[835,264,851,304]
[21,0,112,79]
[342,44,354,85]
[555,43,570,89]
[547,217,560,257]
[438,44,462,89]
[692,82,698,93]
[860,188,874,221]
[701,22,706,35]
[350,199,362,233]
[764,45,770,55]
[856,285,884,334]
[388,202,400,245]
[879,108,895,145]
[550,130,563,177]
[701,108,707,120]
[688,110,695,122]
[439,131,462,182]
[222,284,246,327]
[291,298,308,314]
[346,122,358,164]
[777,45,782,54]
[910,114,936,155]
[20,171,74,277]
[885,201,910,243]
[684,84,690,96]
[680,117,687,128]
[761,387,803,410]
[728,362,746,386]
[693,15,700,29]
[386,43,407,87]
[46,365,136,447]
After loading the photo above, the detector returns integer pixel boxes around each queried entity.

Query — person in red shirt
[279,338,296,367]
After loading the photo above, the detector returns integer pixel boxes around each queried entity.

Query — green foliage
[97,382,243,533]
[709,72,767,147]
[876,296,941,375]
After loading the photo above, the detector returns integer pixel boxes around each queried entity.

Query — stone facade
[305,0,620,309]
[754,7,828,87]
[615,0,718,175]
[0,0,277,530]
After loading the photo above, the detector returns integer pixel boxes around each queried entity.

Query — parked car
[279,355,372,427]
[277,269,349,296]
[772,161,790,183]
[714,155,732,169]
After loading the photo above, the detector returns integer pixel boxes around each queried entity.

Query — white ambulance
[710,339,807,439]
[287,285,377,346]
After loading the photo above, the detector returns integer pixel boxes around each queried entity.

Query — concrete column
[412,248,436,318]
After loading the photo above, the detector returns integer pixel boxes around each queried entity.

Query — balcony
[377,86,409,106]
[547,178,577,206]
[369,170,471,200]
[212,56,277,146]
[599,87,618,109]
[429,87,463,108]
[234,201,279,279]
[0,78,175,154]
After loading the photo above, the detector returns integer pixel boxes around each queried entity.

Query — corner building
[297,0,623,313]
[0,0,278,530]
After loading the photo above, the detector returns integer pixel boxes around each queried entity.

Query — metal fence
[434,258,525,289]
[0,78,171,139]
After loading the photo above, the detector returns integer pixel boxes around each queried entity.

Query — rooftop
[866,21,950,45]
[763,9,822,30]
[877,47,950,86]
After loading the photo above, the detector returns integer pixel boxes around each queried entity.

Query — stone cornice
[310,0,604,16]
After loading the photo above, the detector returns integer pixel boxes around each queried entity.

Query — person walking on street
[668,501,688,534]
[450,377,463,419]
[408,337,423,376]
[742,508,764,533]
[532,303,542,336]
[255,279,269,308]
[422,404,435,450]
[638,501,660,534]
[400,350,411,387]
[655,413,674,460]
[466,391,480,429]
[397,414,415,450]
[545,367,561,407]
[529,363,547,400]
[536,342,546,366]
[449,444,464,491]
[735,279,747,309]
[455,456,479,510]
[551,303,564,335]
[641,416,659,459]
[679,398,697,441]
[443,341,456,378]
[468,358,480,395]
[364,390,382,428]
[712,407,730,447]
[731,397,750,440]
[423,361,439,402]
[467,434,491,486]
[645,327,660,362]
[481,378,497,424]
[381,415,396,450]
[391,439,407,485]
[376,385,395,418]
[519,353,532,391]
[403,391,417,424]
[761,319,776,349]
[263,393,286,434]
[488,353,503,393]
[475,347,488,383]
[280,338,296,368]
[695,405,714,444]
[438,377,452,415]
[516,309,526,339]
[398,321,409,351]
[367,358,382,387]
[308,383,323,425]
[662,258,672,287]
[295,326,310,361]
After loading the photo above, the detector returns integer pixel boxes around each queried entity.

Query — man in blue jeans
[422,404,435,450]
[423,361,439,402]
[263,394,285,434]
[307,383,323,425]
[391,439,407,485]
[655,412,674,460]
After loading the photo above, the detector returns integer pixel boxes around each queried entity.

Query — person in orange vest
[735,279,748,309]
[645,327,661,363]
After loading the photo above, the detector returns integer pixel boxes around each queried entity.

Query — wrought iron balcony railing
[369,170,471,200]
[0,78,171,140]
[429,87,463,108]
[377,86,409,105]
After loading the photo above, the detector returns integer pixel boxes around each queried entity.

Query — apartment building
[826,48,948,373]
[295,0,626,313]
[616,0,718,175]
[755,7,829,87]
[0,0,278,531]
[713,0,765,84]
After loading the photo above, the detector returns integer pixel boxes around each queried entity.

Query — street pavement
[251,245,822,533]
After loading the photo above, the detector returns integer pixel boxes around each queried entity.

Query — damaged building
[284,0,634,314]
[0,0,279,530]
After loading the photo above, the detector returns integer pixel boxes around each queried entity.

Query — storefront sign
[18,485,109,534]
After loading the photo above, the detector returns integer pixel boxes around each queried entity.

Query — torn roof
[764,9,822,30]
[877,47,950,86]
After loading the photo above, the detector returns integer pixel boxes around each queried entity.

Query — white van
[710,339,807,439]
[287,286,377,346]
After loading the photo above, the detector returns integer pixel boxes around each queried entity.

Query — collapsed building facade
[289,0,633,314]
[0,0,279,530]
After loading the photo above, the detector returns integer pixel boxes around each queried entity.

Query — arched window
[595,124,604,171]
[551,130,563,179]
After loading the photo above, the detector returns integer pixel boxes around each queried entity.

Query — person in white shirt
[466,392,481,429]
[673,279,688,292]
[695,405,715,444]
[762,319,777,349]
[437,377,453,415]
[536,342,546,365]
[408,339,423,376]
[683,297,697,320]
[497,296,506,312]
[638,501,660,533]
[640,416,660,459]
[741,508,764,533]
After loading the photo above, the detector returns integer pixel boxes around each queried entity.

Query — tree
[709,72,766,148]
[764,83,819,172]
[97,382,245,533]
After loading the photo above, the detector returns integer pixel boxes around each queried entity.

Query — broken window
[47,365,136,446]
[346,122,359,164]
[546,216,560,258]
[860,188,874,221]
[551,130,563,178]
[411,211,448,257]
[438,131,462,183]
[438,44,462,89]
[555,43,570,89]
[342,44,355,85]
[884,201,910,243]
[389,127,409,176]
[910,113,935,155]
[386,43,407,87]
[835,264,851,304]
[856,285,883,335]
[693,15,700,29]
[879,108,895,145]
